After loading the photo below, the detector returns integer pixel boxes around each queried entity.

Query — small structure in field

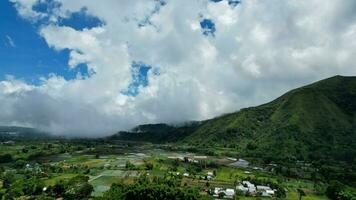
[213,187,235,199]
[229,158,249,168]
[227,157,237,161]
[206,171,214,180]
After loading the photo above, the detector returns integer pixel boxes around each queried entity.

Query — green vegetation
[185,76,356,163]
[1,140,346,199]
[101,175,202,200]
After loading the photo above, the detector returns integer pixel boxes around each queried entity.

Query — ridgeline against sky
[0,0,356,136]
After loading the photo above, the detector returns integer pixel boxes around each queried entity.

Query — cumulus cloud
[2,0,356,137]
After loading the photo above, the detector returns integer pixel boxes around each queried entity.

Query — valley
[0,140,338,199]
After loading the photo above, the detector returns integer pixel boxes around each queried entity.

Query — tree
[297,188,306,200]
[326,181,343,200]
[63,175,93,200]
[102,176,202,200]
[14,159,26,168]
[22,177,45,195]
[144,162,154,170]
[125,161,135,170]
[52,182,65,197]
[0,154,13,163]
[2,171,15,189]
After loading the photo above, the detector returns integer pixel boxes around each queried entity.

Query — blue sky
[0,0,158,95]
[0,0,93,84]
[0,0,216,94]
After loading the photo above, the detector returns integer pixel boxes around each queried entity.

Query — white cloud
[2,0,356,137]
[5,35,16,48]
[10,0,46,21]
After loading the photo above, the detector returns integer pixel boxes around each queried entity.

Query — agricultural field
[0,140,341,200]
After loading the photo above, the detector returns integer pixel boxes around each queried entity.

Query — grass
[214,167,253,182]
[44,173,78,185]
[82,159,107,167]
[89,170,141,196]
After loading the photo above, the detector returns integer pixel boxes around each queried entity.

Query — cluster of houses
[166,155,279,199]
[207,168,233,198]
[236,181,275,197]
[211,180,276,199]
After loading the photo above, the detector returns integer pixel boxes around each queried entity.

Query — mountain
[109,122,200,143]
[111,75,356,162]
[0,126,54,141]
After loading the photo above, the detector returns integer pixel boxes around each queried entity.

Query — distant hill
[111,75,356,162]
[0,126,54,141]
[109,122,200,143]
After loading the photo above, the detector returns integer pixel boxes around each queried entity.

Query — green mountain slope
[183,75,356,161]
[112,75,356,162]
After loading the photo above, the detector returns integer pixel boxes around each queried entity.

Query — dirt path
[89,174,103,182]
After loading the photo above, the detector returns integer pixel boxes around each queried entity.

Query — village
[167,155,280,199]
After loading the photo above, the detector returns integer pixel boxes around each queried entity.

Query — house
[213,187,235,199]
[242,181,256,194]
[252,166,263,171]
[227,157,237,161]
[224,188,235,199]
[213,187,222,197]
[256,185,275,197]
[266,189,275,196]
[189,159,199,163]
[256,185,271,191]
[248,186,256,194]
[194,155,207,159]
[236,184,249,194]
[240,182,276,197]
[242,181,254,188]
[207,172,214,180]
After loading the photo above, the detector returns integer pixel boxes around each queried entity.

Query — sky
[0,0,356,137]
